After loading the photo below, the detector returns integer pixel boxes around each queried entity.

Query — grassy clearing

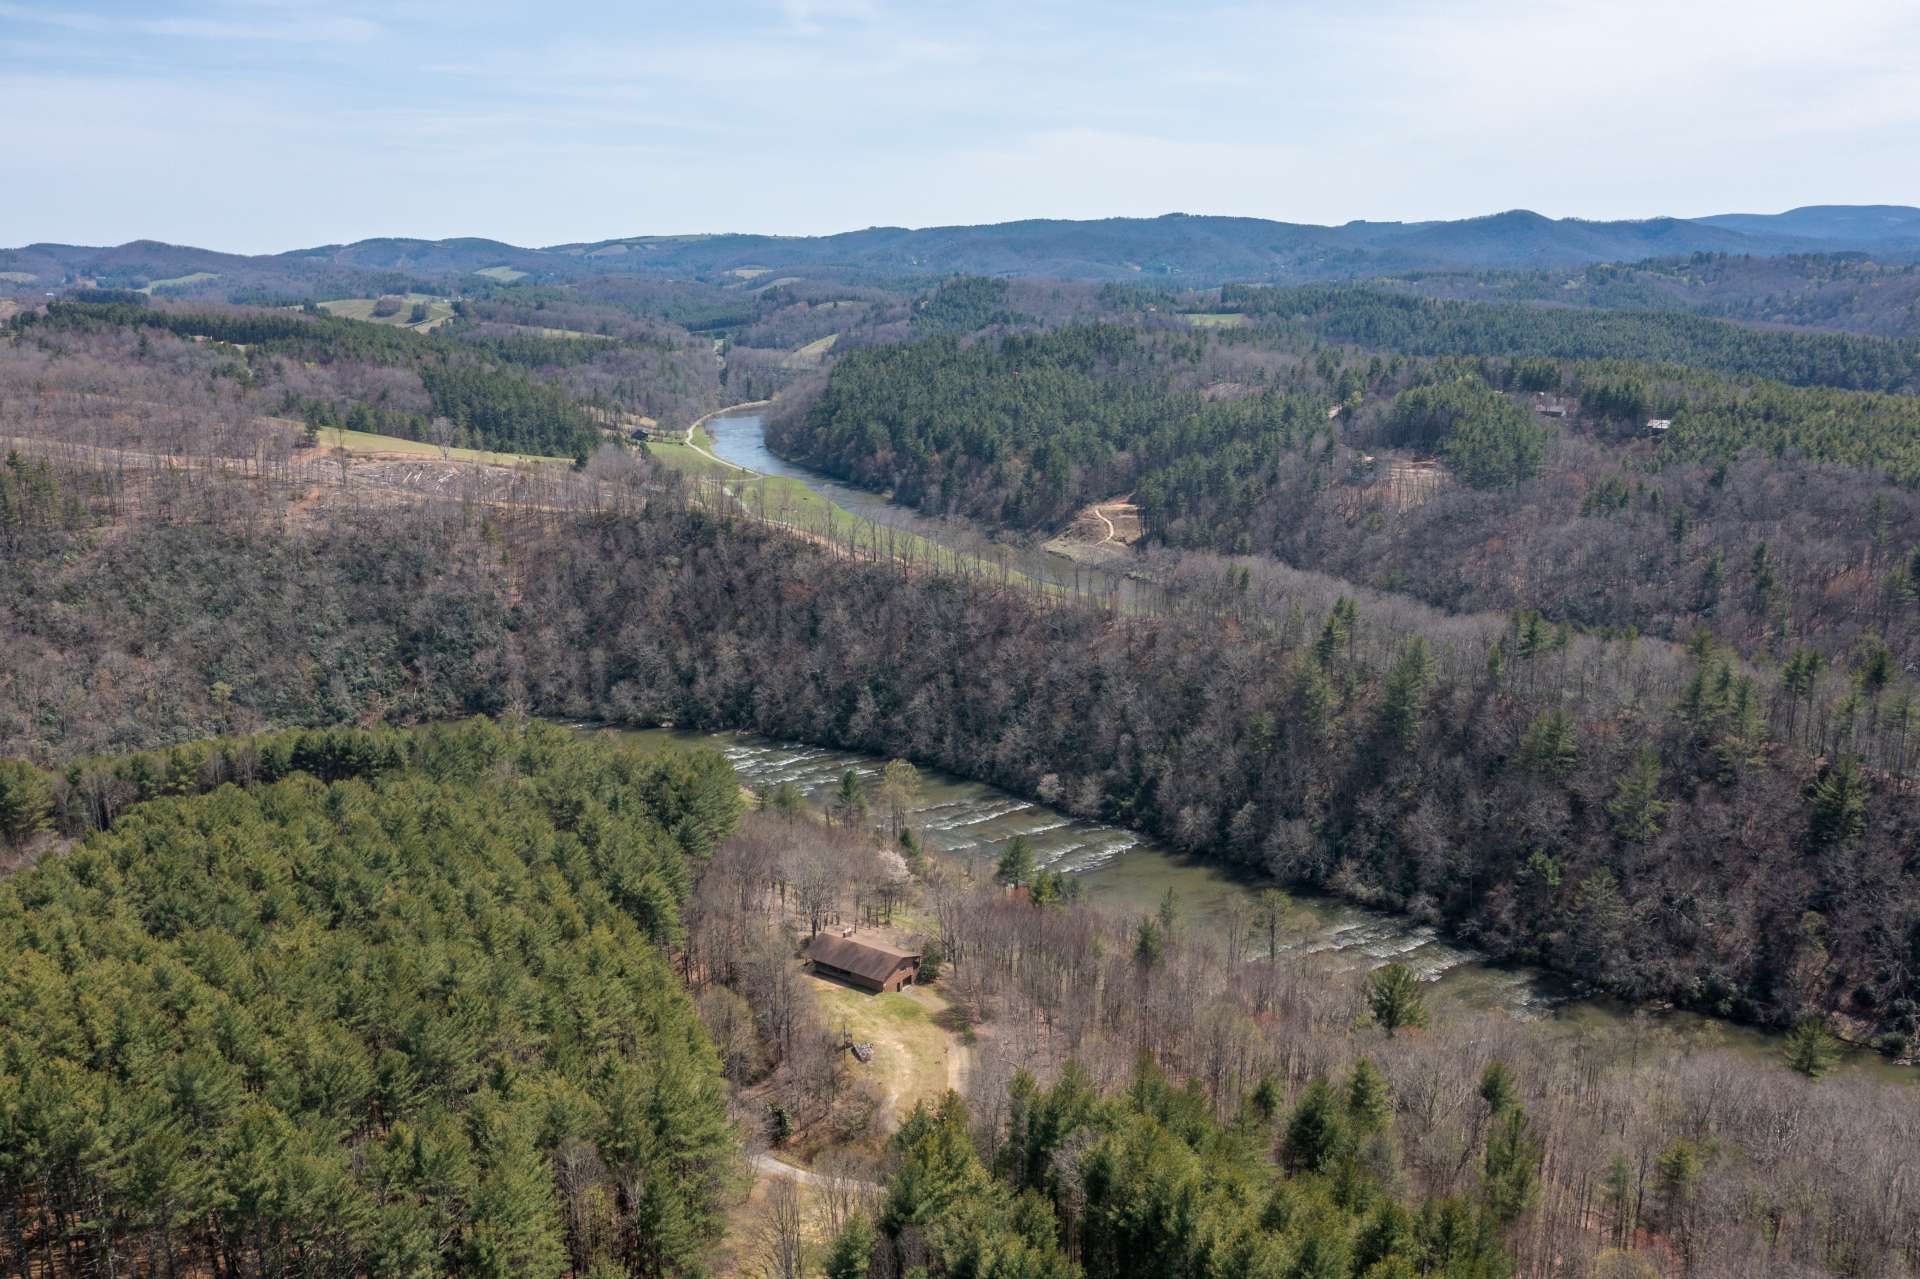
[808,975,957,1127]
[1182,312,1249,328]
[502,323,615,341]
[310,426,568,466]
[141,272,219,294]
[0,272,36,285]
[318,294,457,332]
[471,266,527,282]
[783,334,839,368]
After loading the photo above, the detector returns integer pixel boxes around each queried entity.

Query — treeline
[1223,283,1920,393]
[0,719,741,1277]
[859,1069,1510,1279]
[5,483,1914,1046]
[417,362,597,457]
[910,275,1031,333]
[0,450,94,546]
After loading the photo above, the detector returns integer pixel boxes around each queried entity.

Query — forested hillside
[9,300,612,458]
[769,301,1920,676]
[0,719,741,1277]
[3,469,1915,1052]
[11,206,1919,294]
[769,325,1347,528]
[1388,253,1920,338]
[1221,285,1920,393]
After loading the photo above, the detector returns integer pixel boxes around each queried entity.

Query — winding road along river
[654,409,1913,1082]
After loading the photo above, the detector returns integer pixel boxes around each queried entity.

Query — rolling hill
[4,204,1918,295]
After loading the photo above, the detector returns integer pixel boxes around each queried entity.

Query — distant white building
[1646,419,1672,434]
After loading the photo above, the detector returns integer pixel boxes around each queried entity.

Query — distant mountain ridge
[5,205,1918,292]
[1695,204,1920,242]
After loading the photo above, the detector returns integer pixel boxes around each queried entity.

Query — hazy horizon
[5,0,1919,254]
[17,202,1920,259]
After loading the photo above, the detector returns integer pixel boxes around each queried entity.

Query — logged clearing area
[501,323,614,341]
[471,265,526,282]
[310,425,568,466]
[1351,453,1451,513]
[1044,494,1143,564]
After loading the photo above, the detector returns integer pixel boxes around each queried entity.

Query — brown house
[807,931,921,993]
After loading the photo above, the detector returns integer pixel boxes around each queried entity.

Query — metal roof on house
[806,933,920,984]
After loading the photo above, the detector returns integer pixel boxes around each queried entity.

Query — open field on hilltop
[470,265,526,282]
[141,272,219,293]
[318,293,457,332]
[1181,311,1249,327]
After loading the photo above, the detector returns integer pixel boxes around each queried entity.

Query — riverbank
[617,412,1916,1083]
[595,724,1914,1086]
[703,408,1146,607]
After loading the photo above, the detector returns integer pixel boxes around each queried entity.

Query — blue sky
[4,0,1917,252]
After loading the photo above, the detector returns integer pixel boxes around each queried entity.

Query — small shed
[807,931,921,993]
[1645,418,1672,434]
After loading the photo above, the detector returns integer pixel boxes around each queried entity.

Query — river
[663,410,1914,1084]
[705,410,1141,605]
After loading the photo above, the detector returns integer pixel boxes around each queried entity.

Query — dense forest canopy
[873,1066,1513,1279]
[0,719,742,1277]
[772,324,1339,528]
[1383,252,1920,338]
[1221,284,1920,393]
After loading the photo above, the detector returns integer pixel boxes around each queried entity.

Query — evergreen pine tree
[1284,1078,1350,1173]
[1783,1018,1840,1079]
[1606,750,1669,842]
[1366,963,1428,1036]
[1481,1107,1543,1227]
